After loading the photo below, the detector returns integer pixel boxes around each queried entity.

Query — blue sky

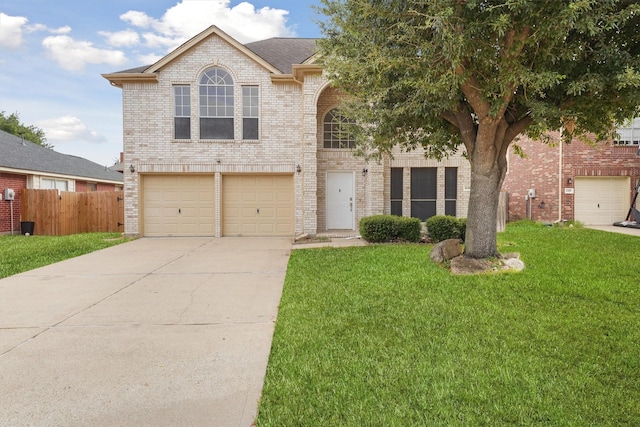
[0,1,323,166]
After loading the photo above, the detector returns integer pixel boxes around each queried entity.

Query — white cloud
[0,13,28,49]
[42,35,127,71]
[26,23,71,35]
[121,0,294,52]
[141,32,177,49]
[38,116,107,144]
[99,29,140,47]
[120,10,155,29]
[137,53,163,65]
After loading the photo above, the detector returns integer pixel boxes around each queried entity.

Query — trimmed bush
[359,215,421,243]
[458,217,467,241]
[426,215,466,242]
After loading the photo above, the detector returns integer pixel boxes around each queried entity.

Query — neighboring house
[0,129,124,234]
[103,26,470,238]
[502,122,640,225]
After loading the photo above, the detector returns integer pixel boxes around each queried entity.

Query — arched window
[199,67,234,139]
[323,109,355,149]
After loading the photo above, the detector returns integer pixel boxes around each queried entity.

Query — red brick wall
[96,182,120,192]
[503,134,640,222]
[561,140,639,220]
[502,137,560,222]
[0,173,27,234]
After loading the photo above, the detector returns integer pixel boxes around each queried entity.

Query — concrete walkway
[0,237,292,427]
[586,224,640,237]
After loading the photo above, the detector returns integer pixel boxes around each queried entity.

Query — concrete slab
[63,272,285,326]
[0,274,143,327]
[0,328,45,354]
[0,237,291,426]
[586,225,640,237]
[1,324,271,426]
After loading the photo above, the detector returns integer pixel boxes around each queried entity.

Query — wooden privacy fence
[497,191,508,232]
[21,189,124,236]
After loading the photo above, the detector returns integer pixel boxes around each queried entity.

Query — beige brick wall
[387,148,471,219]
[120,32,471,237]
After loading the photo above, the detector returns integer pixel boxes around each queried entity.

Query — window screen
[173,85,191,139]
[199,68,234,139]
[242,86,259,140]
[445,167,457,216]
[410,167,437,221]
[390,167,403,216]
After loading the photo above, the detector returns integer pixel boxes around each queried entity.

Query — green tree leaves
[0,111,51,149]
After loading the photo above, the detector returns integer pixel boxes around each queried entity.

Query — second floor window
[199,67,234,139]
[242,86,259,140]
[323,109,355,149]
[173,85,191,139]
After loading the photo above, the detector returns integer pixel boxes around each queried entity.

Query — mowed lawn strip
[0,233,129,279]
[257,222,640,426]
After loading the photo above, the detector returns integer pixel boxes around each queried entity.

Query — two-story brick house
[103,26,470,238]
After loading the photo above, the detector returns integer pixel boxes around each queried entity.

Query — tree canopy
[0,111,51,149]
[318,0,640,258]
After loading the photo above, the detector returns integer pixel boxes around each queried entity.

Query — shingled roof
[244,38,319,74]
[0,130,123,183]
[108,35,319,77]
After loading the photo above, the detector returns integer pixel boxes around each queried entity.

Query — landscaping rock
[501,252,521,260]
[429,239,463,263]
[501,257,525,272]
[450,256,494,275]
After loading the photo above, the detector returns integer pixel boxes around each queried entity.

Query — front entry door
[327,172,354,229]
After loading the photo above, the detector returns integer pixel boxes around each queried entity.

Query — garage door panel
[143,175,215,237]
[575,177,629,225]
[222,175,294,237]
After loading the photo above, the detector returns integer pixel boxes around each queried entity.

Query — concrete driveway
[0,237,292,427]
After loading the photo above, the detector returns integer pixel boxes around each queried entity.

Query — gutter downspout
[559,134,563,222]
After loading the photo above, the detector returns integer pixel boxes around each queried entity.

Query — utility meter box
[527,188,536,198]
[4,188,15,201]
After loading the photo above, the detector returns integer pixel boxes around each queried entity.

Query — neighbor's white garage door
[574,177,630,225]
[222,175,294,236]
[143,175,215,236]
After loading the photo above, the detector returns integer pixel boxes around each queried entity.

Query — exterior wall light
[129,164,135,173]
[296,164,301,173]
[362,168,368,176]
[567,177,573,185]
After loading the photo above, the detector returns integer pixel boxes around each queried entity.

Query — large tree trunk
[463,131,509,259]
[464,163,504,259]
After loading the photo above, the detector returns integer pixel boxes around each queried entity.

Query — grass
[0,233,130,279]
[257,222,640,426]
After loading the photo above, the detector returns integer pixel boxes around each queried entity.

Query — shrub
[396,216,422,242]
[426,215,466,242]
[458,217,467,241]
[359,215,421,243]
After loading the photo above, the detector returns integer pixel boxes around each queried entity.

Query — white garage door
[143,175,215,236]
[574,177,630,225]
[222,175,294,236]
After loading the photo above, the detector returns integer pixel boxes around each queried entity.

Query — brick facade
[502,134,640,222]
[109,27,471,237]
[0,173,26,234]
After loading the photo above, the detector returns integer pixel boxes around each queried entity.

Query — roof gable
[103,27,321,87]
[0,130,123,183]
[149,25,282,74]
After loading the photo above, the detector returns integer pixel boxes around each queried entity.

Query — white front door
[327,172,354,229]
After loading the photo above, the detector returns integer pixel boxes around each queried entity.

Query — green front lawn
[0,233,129,279]
[257,222,640,426]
